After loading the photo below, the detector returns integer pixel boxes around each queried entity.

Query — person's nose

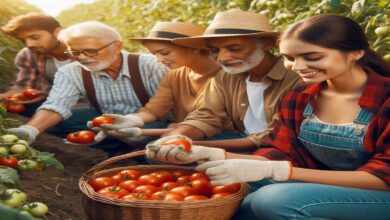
[291,59,307,72]
[216,49,232,63]
[25,39,36,48]
[155,54,165,63]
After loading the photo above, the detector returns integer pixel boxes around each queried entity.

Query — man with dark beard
[1,13,71,116]
[8,21,168,153]
[160,10,304,152]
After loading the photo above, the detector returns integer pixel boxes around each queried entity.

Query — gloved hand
[7,125,39,144]
[105,127,142,138]
[196,159,292,185]
[64,131,107,147]
[99,114,144,130]
[146,135,226,164]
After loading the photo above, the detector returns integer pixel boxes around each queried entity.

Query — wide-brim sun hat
[129,21,204,43]
[173,10,279,49]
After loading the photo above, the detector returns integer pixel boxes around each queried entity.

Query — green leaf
[0,106,6,119]
[1,118,22,129]
[32,151,64,170]
[0,166,20,188]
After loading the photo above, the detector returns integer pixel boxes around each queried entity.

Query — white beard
[219,46,265,75]
[77,54,117,72]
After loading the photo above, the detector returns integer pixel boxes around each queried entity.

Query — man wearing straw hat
[164,10,303,152]
[7,21,169,153]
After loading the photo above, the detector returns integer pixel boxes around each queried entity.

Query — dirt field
[11,114,141,220]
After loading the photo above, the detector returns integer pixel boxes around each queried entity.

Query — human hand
[99,114,144,130]
[196,159,292,185]
[7,125,39,144]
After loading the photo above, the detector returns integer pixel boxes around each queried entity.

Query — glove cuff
[207,148,227,161]
[20,125,39,142]
[125,114,144,127]
[271,161,292,182]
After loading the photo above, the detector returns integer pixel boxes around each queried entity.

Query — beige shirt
[180,58,304,146]
[138,66,221,122]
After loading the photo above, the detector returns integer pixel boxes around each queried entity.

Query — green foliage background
[0,0,40,91]
[0,0,389,89]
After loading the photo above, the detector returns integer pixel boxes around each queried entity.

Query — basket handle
[85,150,146,179]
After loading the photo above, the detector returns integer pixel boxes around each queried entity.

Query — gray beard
[219,48,265,75]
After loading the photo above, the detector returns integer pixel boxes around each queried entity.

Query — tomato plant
[162,138,192,152]
[9,143,27,154]
[92,115,114,127]
[0,156,18,168]
[22,202,49,217]
[89,177,117,191]
[97,186,129,199]
[1,189,27,208]
[1,134,18,144]
[66,130,95,144]
[0,146,9,155]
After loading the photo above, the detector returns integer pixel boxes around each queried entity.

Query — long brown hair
[280,14,390,76]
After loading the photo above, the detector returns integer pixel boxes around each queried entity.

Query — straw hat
[130,21,204,42]
[173,10,278,48]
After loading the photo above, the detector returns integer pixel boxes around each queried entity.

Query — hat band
[207,28,262,35]
[149,31,190,39]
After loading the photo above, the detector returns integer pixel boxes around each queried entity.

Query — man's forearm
[26,109,63,132]
[164,124,206,140]
[193,137,256,152]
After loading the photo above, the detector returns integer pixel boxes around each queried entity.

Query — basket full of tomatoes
[79,150,248,220]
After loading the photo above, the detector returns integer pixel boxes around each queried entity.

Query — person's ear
[52,27,61,37]
[352,50,365,61]
[113,41,123,50]
[256,38,274,51]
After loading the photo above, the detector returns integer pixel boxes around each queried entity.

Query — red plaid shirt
[254,68,390,185]
[11,47,52,92]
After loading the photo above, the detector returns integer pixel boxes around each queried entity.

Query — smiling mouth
[299,71,320,78]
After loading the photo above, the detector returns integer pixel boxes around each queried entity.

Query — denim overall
[298,103,373,170]
[234,103,390,220]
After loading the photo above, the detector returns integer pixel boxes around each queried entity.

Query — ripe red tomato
[23,88,40,99]
[0,156,18,168]
[211,192,232,199]
[190,172,210,181]
[121,193,150,201]
[66,130,95,144]
[170,186,196,197]
[88,177,117,191]
[118,180,141,192]
[162,138,192,152]
[172,170,189,179]
[176,175,191,185]
[150,171,175,183]
[151,191,184,202]
[190,179,212,197]
[6,104,25,113]
[184,195,209,201]
[161,182,179,191]
[97,186,129,199]
[92,116,114,127]
[8,93,25,101]
[117,169,141,180]
[212,183,241,194]
[132,185,160,196]
[138,174,163,187]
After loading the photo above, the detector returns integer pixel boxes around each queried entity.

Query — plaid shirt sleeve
[11,48,39,89]
[253,86,320,168]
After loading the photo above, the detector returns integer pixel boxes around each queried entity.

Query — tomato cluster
[1,88,45,113]
[0,189,49,217]
[88,169,241,202]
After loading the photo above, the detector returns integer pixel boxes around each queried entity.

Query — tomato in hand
[162,138,192,152]
[0,156,18,168]
[6,104,25,113]
[97,186,129,199]
[92,116,114,127]
[66,130,95,144]
[89,177,117,191]
[23,88,40,99]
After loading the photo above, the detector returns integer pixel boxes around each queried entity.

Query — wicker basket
[79,150,248,220]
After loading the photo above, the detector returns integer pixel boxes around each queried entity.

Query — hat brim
[129,37,173,43]
[172,32,279,49]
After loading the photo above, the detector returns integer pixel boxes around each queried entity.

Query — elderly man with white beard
[159,10,303,152]
[7,21,168,153]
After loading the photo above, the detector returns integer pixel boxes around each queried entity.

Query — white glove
[99,114,144,130]
[196,159,292,185]
[7,125,39,144]
[64,131,107,147]
[105,127,142,138]
[146,135,226,164]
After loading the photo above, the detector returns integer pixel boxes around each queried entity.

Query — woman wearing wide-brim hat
[100,22,222,139]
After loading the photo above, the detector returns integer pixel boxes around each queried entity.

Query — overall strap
[44,58,57,83]
[303,103,314,117]
[353,108,374,125]
[81,69,102,114]
[127,54,150,106]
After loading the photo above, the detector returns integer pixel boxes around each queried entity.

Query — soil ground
[11,114,142,220]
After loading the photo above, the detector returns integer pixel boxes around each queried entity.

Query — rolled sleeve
[37,68,80,119]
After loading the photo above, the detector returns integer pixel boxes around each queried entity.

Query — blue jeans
[234,181,390,220]
[46,108,168,152]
